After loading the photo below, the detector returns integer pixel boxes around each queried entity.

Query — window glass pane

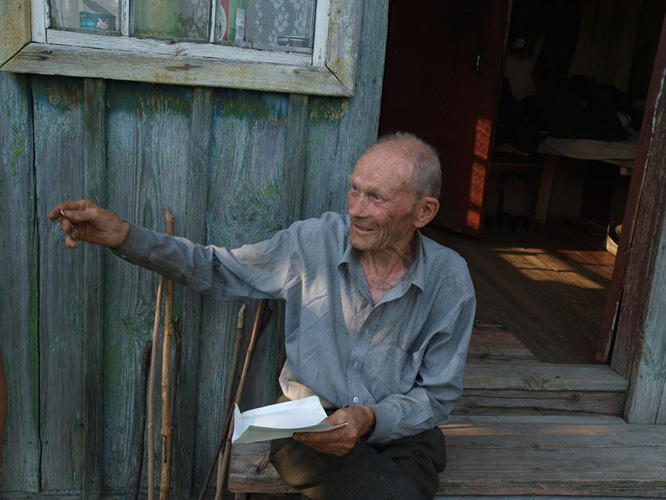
[132,0,210,40]
[217,0,316,52]
[50,0,120,32]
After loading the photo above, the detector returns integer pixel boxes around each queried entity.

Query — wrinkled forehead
[353,143,414,178]
[350,147,416,197]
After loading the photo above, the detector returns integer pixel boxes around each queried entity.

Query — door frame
[597,12,666,374]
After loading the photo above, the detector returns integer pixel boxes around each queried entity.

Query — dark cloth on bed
[496,77,547,153]
[534,76,633,141]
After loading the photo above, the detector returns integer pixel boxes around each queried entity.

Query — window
[47,0,317,51]
[0,0,362,96]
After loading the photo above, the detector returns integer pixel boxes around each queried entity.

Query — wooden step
[228,415,666,498]
[455,362,629,415]
[439,414,666,497]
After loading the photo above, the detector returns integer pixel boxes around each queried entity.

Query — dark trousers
[269,426,447,500]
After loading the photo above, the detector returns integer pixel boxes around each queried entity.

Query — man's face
[347,147,420,253]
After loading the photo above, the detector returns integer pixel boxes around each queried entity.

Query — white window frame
[0,0,362,96]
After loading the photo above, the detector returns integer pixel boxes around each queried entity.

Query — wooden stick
[198,299,269,500]
[225,304,247,428]
[216,414,236,500]
[214,303,247,500]
[217,300,272,497]
[160,207,175,500]
[235,300,269,406]
[165,317,182,497]
[147,276,165,500]
[132,340,153,500]
[198,411,233,500]
[169,317,183,446]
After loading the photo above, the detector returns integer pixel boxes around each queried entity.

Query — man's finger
[295,425,347,443]
[48,207,63,220]
[48,199,92,221]
[295,432,354,456]
[65,235,79,249]
[59,206,98,223]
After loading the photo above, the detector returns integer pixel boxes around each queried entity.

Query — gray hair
[370,132,441,199]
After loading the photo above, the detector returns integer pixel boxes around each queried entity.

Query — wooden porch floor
[228,414,666,498]
[422,220,616,364]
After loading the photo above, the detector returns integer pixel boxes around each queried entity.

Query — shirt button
[353,397,359,403]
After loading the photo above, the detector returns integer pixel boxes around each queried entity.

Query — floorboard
[439,415,666,497]
[423,221,616,364]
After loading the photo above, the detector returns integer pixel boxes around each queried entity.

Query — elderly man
[50,133,475,499]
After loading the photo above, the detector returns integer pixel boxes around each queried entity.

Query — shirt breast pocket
[367,344,420,400]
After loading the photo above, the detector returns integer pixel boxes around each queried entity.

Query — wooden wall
[0,1,388,496]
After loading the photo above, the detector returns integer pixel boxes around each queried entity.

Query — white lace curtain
[48,0,316,49]
[246,0,316,48]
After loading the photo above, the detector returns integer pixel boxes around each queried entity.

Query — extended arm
[50,199,300,301]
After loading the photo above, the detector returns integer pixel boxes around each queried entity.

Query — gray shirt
[114,211,475,442]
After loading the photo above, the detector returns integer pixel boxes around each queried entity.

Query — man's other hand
[293,405,376,456]
[49,199,129,249]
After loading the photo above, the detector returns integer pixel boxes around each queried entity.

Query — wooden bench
[228,414,666,499]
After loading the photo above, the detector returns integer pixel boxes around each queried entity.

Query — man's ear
[414,197,440,228]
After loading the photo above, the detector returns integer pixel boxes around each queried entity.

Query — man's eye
[373,194,382,201]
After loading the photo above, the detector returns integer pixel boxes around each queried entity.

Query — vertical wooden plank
[82,78,107,499]
[194,88,288,487]
[172,86,212,498]
[104,81,203,494]
[623,75,666,424]
[283,94,309,225]
[34,75,86,491]
[0,72,39,493]
[626,213,666,424]
[256,93,312,449]
[302,0,388,217]
[0,0,31,66]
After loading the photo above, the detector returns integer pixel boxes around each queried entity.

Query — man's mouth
[351,222,373,234]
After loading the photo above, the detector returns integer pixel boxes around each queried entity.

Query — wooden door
[379,0,511,236]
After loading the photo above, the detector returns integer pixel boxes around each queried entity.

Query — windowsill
[2,42,353,95]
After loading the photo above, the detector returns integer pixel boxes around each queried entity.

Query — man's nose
[348,193,369,217]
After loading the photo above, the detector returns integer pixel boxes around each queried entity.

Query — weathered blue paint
[0,1,389,494]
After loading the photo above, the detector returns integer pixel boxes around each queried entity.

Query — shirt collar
[338,230,427,293]
[410,231,427,292]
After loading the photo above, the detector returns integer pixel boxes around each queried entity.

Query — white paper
[231,395,345,444]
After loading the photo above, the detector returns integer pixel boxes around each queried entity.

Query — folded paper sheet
[231,395,345,444]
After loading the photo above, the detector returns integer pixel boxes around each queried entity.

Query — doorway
[379,0,666,364]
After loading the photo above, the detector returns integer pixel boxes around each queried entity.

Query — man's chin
[349,234,376,252]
